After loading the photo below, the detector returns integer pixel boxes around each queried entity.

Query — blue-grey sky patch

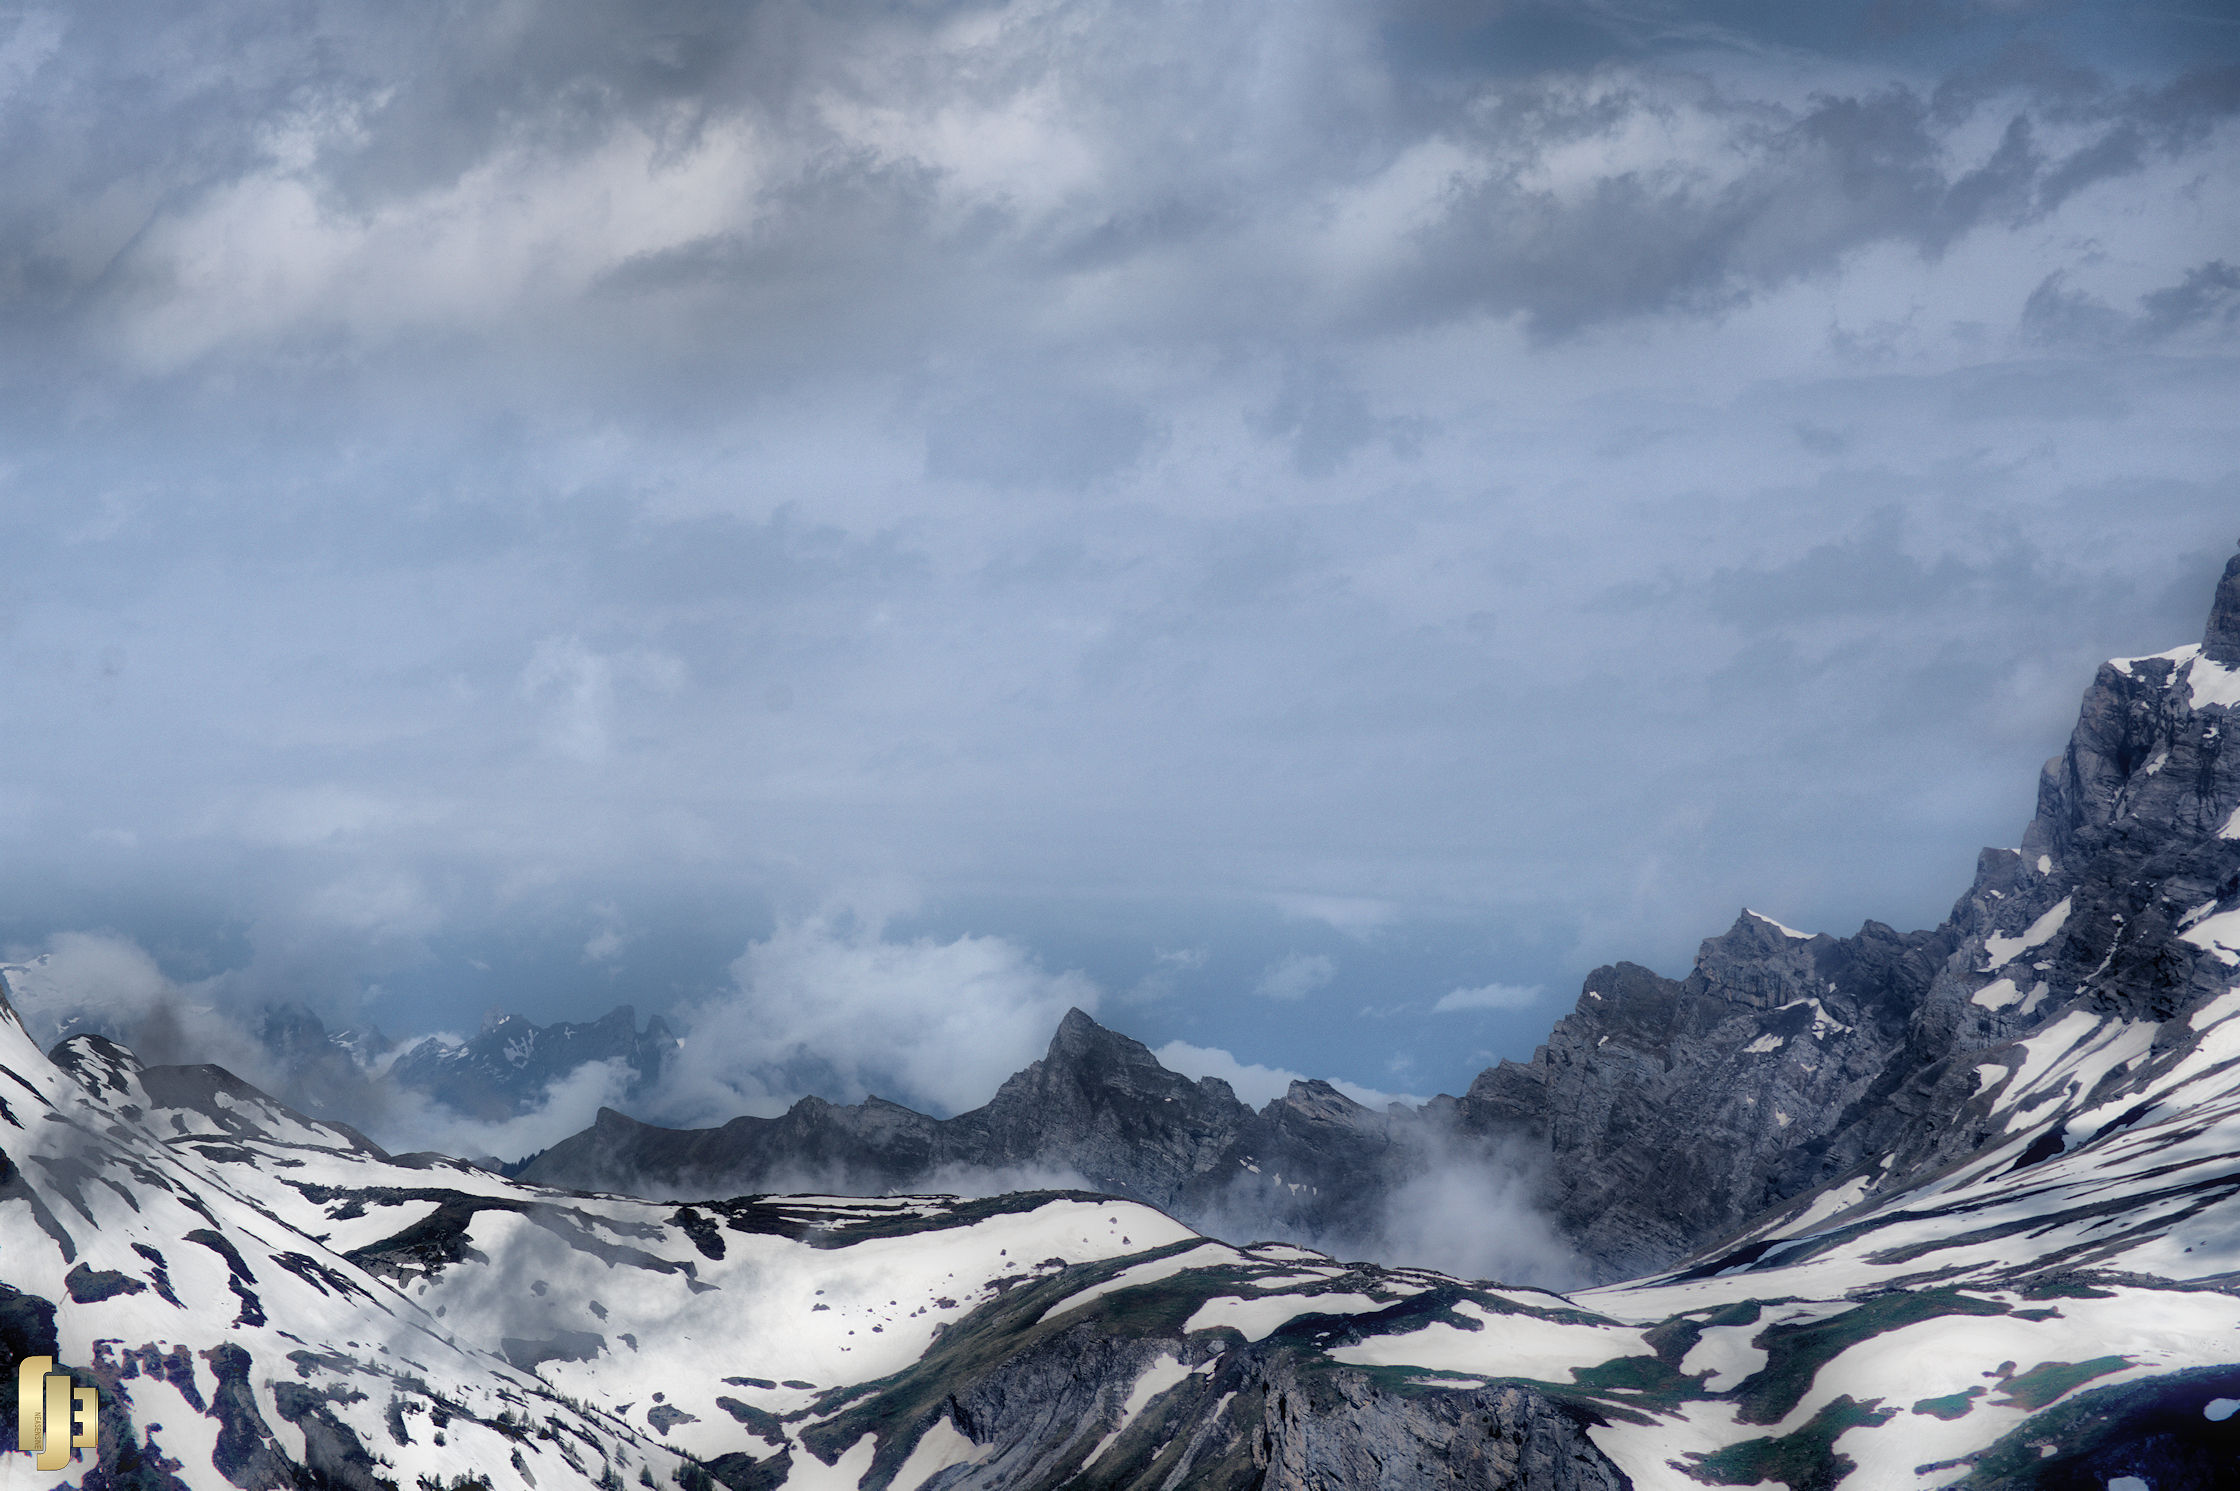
[0,0,2233,1130]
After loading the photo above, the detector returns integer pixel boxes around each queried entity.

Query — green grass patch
[1909,1387,1982,1420]
[1684,1395,1893,1490]
[1568,1354,1703,1404]
[1992,1356,2128,1411]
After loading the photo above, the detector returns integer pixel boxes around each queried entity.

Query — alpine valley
[11,551,2240,1490]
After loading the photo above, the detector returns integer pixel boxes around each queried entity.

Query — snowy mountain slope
[9,552,2240,1491]
[16,919,2240,1491]
[0,1005,701,1491]
[511,551,2240,1294]
[13,1008,1634,1490]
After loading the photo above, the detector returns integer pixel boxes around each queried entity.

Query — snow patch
[1778,1175,1874,1235]
[786,1435,876,1489]
[2109,644,2197,678]
[1744,1034,1784,1055]
[2222,807,2240,840]
[1679,1322,1767,1392]
[1076,1354,1194,1472]
[1183,1292,1386,1343]
[1746,910,1815,940]
[1328,1301,1643,1380]
[890,1417,985,1491]
[2188,655,2240,710]
[1973,978,2024,1011]
[1118,1355,1191,1425]
[1038,1243,1234,1325]
[1986,898,2071,969]
[2190,990,2240,1032]
[2180,907,2240,966]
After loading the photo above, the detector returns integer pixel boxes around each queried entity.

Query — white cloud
[2,931,178,1041]
[652,914,1099,1124]
[376,1057,640,1164]
[1154,1039,1418,1112]
[1432,982,1543,1014]
[0,930,312,1092]
[1370,1141,1580,1289]
[1253,952,1336,1001]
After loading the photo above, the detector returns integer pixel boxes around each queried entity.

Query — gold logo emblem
[16,1357,96,1472]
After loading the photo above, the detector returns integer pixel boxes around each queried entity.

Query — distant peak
[1742,908,1815,940]
[2204,545,2240,666]
[1050,1007,1112,1052]
[1034,1005,1169,1078]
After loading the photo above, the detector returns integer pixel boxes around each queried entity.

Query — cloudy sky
[0,0,2235,1133]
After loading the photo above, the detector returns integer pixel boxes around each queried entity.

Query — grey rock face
[1455,916,1954,1280]
[1463,539,2240,1277]
[1248,1361,1629,1491]
[2202,546,2240,665]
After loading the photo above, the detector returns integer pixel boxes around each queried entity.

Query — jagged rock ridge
[521,1007,1424,1259]
[1458,543,2240,1276]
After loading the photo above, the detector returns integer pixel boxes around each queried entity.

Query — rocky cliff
[1461,543,2240,1278]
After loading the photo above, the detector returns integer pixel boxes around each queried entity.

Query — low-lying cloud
[1432,982,1543,1013]
[1252,953,1337,1002]
[651,914,1100,1126]
[1154,1039,1419,1111]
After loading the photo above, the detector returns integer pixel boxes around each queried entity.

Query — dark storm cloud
[1,0,2232,385]
[2024,260,2240,347]
[1388,63,2240,337]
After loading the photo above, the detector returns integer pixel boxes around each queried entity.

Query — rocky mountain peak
[1690,910,1832,1011]
[1271,1078,1370,1124]
[1010,1005,1194,1103]
[1046,1004,1121,1061]
[2203,543,2240,665]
